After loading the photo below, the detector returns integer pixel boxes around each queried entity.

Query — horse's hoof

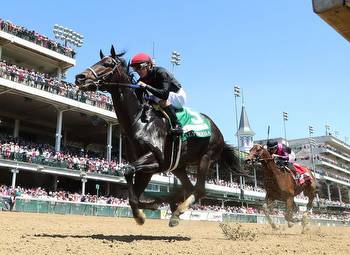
[301,226,310,234]
[271,223,279,230]
[169,216,180,227]
[134,216,145,225]
[134,210,146,225]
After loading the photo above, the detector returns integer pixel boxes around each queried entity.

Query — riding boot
[290,164,300,180]
[164,105,183,136]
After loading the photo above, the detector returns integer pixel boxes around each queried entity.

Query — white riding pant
[288,151,296,163]
[149,87,186,109]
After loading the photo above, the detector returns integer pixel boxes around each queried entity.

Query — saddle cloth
[292,163,312,185]
[176,107,211,141]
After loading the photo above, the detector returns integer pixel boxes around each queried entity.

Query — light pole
[233,85,243,198]
[53,24,84,48]
[283,111,288,144]
[308,125,315,138]
[335,130,339,138]
[325,124,331,136]
[152,41,156,66]
[170,51,181,74]
[308,125,316,172]
[234,85,241,153]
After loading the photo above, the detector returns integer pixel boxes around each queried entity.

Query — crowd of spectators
[0,60,114,111]
[0,135,125,176]
[0,134,316,203]
[0,184,128,205]
[0,18,75,58]
[323,170,350,183]
[318,155,350,171]
[189,203,350,221]
[319,143,350,159]
[2,133,350,213]
[318,198,350,208]
[1,183,350,222]
[190,204,266,215]
[206,178,266,193]
[295,144,350,171]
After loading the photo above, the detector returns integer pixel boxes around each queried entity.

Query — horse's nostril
[75,74,86,85]
[76,74,85,79]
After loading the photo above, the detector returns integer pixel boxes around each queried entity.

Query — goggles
[132,62,148,71]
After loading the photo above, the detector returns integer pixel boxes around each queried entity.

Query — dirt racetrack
[0,212,349,255]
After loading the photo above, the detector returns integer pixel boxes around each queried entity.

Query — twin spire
[236,105,255,153]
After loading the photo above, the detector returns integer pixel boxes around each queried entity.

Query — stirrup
[170,126,183,136]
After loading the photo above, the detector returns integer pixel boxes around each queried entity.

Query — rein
[258,157,275,162]
[102,82,141,89]
[248,155,274,164]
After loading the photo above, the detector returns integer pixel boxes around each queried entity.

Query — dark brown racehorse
[75,45,244,227]
[246,144,317,230]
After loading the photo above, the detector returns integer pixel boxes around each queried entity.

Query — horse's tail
[218,143,250,177]
[309,169,320,192]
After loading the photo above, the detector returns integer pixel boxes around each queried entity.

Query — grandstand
[313,0,350,43]
[290,136,350,210]
[0,19,349,225]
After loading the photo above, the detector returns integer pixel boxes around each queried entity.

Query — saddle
[274,158,300,180]
[275,159,312,185]
[151,104,212,141]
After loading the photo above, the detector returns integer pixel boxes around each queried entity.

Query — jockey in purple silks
[267,140,299,178]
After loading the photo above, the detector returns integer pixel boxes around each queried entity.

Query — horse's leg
[285,196,296,228]
[262,195,278,230]
[134,171,160,210]
[194,154,211,199]
[173,154,211,223]
[301,181,317,233]
[168,167,195,227]
[124,171,146,225]
[124,152,160,225]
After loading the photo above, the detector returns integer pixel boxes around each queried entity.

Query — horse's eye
[102,59,114,67]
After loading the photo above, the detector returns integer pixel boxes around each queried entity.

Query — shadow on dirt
[34,233,191,242]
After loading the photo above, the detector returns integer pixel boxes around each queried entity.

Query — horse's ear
[111,45,116,58]
[99,50,105,59]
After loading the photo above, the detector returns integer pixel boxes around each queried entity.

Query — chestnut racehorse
[246,144,317,230]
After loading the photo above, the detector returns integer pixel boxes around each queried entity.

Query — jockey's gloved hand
[137,81,147,88]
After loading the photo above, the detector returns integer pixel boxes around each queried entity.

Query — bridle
[248,146,274,164]
[87,56,140,89]
[87,57,121,86]
[86,56,144,127]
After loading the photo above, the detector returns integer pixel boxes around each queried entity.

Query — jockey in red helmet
[130,52,186,135]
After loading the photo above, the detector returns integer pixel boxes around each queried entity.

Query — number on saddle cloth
[175,107,212,140]
[149,105,212,140]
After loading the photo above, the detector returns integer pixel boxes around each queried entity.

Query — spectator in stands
[0,60,114,111]
[0,18,75,58]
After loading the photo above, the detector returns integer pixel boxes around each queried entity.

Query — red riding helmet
[130,52,152,66]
